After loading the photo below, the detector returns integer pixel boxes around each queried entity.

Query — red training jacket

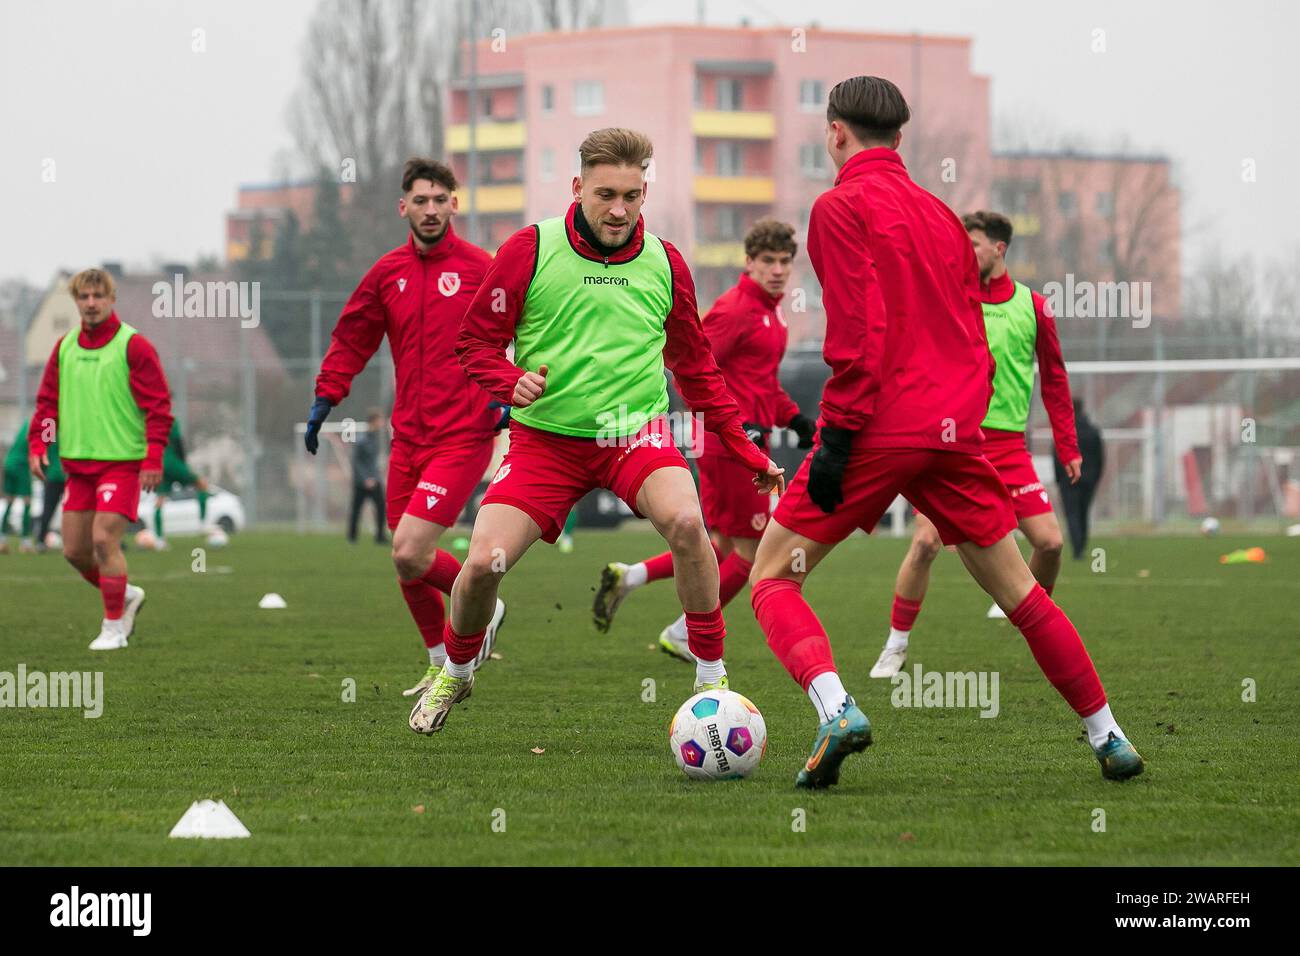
[315,223,497,446]
[455,202,770,474]
[980,271,1080,464]
[697,272,802,456]
[29,312,173,473]
[807,148,993,454]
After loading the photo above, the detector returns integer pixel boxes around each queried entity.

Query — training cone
[168,799,251,839]
[1220,547,1267,565]
[258,592,287,609]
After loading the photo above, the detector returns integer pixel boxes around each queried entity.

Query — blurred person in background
[1057,398,1104,559]
[348,409,388,544]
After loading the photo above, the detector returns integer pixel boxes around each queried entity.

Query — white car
[31,482,246,537]
[140,484,246,536]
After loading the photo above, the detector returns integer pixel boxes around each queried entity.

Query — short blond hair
[578,128,653,174]
[68,268,116,299]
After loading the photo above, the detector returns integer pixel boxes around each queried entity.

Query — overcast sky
[1,0,1296,288]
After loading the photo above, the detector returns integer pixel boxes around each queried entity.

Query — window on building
[1095,191,1114,217]
[799,79,824,111]
[1058,191,1077,216]
[541,84,554,114]
[540,148,555,182]
[716,142,743,176]
[716,206,742,240]
[574,80,604,116]
[800,142,827,178]
[694,75,704,107]
[481,94,493,118]
[716,77,743,111]
[992,179,1039,215]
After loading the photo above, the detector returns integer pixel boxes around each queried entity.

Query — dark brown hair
[963,210,1014,246]
[744,218,798,259]
[402,157,458,194]
[826,76,911,145]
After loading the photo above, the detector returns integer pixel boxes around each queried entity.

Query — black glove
[807,425,853,514]
[304,396,333,455]
[787,413,817,449]
[488,400,511,433]
[742,422,769,448]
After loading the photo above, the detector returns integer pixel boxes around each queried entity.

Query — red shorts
[697,451,772,539]
[63,461,142,522]
[387,433,496,531]
[773,447,1017,547]
[983,429,1054,521]
[482,417,689,543]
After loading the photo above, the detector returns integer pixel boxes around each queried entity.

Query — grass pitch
[1,528,1297,866]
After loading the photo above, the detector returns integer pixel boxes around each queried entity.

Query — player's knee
[1036,533,1064,558]
[390,539,429,580]
[661,507,706,553]
[460,547,505,590]
[63,544,91,568]
[911,532,942,565]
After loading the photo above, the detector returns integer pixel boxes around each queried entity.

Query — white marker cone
[168,799,251,839]
[258,593,287,609]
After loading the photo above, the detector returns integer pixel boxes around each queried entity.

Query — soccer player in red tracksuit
[29,268,172,650]
[749,77,1145,788]
[592,218,817,660]
[870,209,1084,679]
[407,128,783,736]
[306,158,507,702]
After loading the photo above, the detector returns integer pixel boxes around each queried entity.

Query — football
[1200,516,1221,536]
[670,689,767,781]
[206,528,230,549]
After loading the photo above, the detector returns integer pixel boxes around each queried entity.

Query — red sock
[751,578,837,690]
[684,603,726,661]
[891,593,922,631]
[1009,584,1106,717]
[399,578,446,649]
[421,549,462,593]
[642,542,723,583]
[80,566,101,588]
[100,574,127,620]
[717,553,752,608]
[444,621,486,666]
[642,550,676,582]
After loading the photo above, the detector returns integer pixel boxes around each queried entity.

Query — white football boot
[89,618,129,650]
[986,602,1008,620]
[657,616,695,663]
[120,585,146,639]
[477,598,506,669]
[869,643,908,678]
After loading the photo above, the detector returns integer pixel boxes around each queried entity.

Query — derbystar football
[670,689,767,780]
[206,528,230,549]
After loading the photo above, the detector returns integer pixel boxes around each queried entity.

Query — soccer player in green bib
[2,421,37,554]
[870,210,1084,679]
[408,128,784,735]
[150,417,212,550]
[28,268,173,649]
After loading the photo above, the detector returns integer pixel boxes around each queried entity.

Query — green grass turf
[1,529,1297,866]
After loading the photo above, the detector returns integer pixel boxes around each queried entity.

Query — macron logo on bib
[582,275,629,287]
